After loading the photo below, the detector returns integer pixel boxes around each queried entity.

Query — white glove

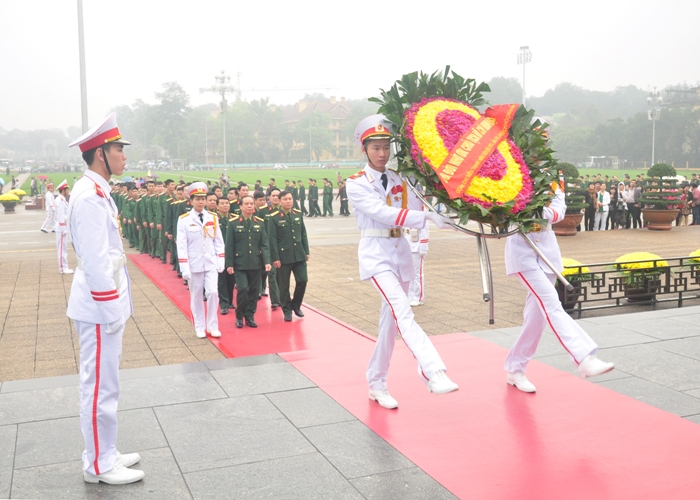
[105,318,126,335]
[182,272,191,281]
[217,257,225,274]
[426,211,452,229]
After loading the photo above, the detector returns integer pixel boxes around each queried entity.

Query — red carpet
[131,253,700,499]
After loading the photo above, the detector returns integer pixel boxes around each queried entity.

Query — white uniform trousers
[41,208,55,231]
[504,270,598,374]
[56,231,69,272]
[189,270,219,333]
[594,211,609,230]
[76,319,123,476]
[407,252,425,303]
[367,270,446,390]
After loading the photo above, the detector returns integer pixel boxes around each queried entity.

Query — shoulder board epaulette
[150,194,156,197]
[94,183,106,198]
[179,212,189,219]
[259,204,268,210]
[166,197,173,201]
[253,216,264,222]
[291,208,298,214]
[207,209,216,215]
[270,210,280,217]
[347,170,365,180]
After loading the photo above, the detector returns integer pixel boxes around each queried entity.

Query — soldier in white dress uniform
[504,185,615,393]
[345,114,459,410]
[54,180,73,274]
[40,182,56,232]
[67,113,144,485]
[177,182,225,339]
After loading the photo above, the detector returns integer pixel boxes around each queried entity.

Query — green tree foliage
[295,111,333,162]
[486,77,522,105]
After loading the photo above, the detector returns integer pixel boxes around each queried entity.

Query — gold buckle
[530,223,542,233]
[389,227,402,238]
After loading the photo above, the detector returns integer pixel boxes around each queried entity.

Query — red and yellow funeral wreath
[373,67,557,229]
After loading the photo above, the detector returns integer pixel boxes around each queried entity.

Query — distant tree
[153,82,190,158]
[296,111,332,161]
[485,77,522,105]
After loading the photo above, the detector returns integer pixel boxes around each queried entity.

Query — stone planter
[553,212,584,236]
[624,275,660,303]
[555,280,582,311]
[2,202,17,213]
[641,208,680,231]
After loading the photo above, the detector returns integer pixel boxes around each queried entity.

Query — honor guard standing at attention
[504,183,615,393]
[55,180,73,274]
[226,195,271,328]
[67,113,144,485]
[177,182,225,338]
[40,182,56,232]
[346,114,458,409]
[268,190,310,322]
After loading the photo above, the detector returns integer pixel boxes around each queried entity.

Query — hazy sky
[1,0,698,132]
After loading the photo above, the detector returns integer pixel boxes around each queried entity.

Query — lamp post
[516,46,532,105]
[200,71,236,170]
[647,87,663,166]
[76,0,88,132]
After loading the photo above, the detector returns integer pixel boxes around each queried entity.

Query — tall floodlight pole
[647,87,663,166]
[77,0,88,132]
[516,46,532,105]
[200,71,236,170]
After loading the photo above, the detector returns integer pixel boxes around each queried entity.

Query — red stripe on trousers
[59,234,64,272]
[517,272,579,364]
[419,255,424,302]
[371,276,429,381]
[92,324,102,475]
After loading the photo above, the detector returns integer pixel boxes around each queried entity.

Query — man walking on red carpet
[346,114,458,410]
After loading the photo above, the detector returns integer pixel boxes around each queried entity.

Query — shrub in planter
[640,163,682,210]
[556,162,589,215]
[615,252,668,302]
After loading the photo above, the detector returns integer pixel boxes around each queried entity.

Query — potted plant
[556,257,593,310]
[615,252,668,303]
[553,162,589,236]
[640,163,682,230]
[0,193,21,213]
[688,249,700,285]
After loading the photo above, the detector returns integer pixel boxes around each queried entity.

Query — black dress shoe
[245,318,257,328]
[203,295,207,302]
[177,272,182,278]
[261,292,268,297]
[235,318,243,328]
[271,303,280,309]
[284,312,292,322]
[40,229,48,233]
[221,308,228,315]
[293,308,304,318]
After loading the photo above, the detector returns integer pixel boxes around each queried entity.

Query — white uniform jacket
[505,189,566,276]
[346,165,427,282]
[176,209,225,275]
[54,194,68,233]
[405,224,429,255]
[45,191,55,210]
[67,170,133,325]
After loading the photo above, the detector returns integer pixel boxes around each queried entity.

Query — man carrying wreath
[346,114,458,409]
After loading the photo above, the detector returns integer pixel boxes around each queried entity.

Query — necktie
[381,173,388,191]
[198,212,204,223]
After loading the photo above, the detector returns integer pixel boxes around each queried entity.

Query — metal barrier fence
[560,256,700,318]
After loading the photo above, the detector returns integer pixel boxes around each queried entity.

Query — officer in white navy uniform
[54,180,73,274]
[345,114,459,410]
[177,182,225,339]
[67,113,144,485]
[40,182,56,232]
[504,184,615,393]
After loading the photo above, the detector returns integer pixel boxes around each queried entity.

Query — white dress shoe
[83,462,145,485]
[60,269,75,275]
[195,330,206,339]
[209,330,221,338]
[578,354,615,379]
[368,389,398,409]
[426,370,459,394]
[409,300,424,307]
[116,451,141,468]
[507,371,536,393]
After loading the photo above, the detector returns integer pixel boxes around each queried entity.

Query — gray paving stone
[14,408,167,469]
[597,377,700,417]
[267,387,355,428]
[607,317,700,340]
[573,321,660,348]
[1,373,79,394]
[185,452,362,499]
[118,371,227,411]
[350,466,457,499]
[654,336,700,361]
[10,447,189,499]
[0,386,79,426]
[0,425,16,499]
[683,414,700,425]
[301,420,414,480]
[603,344,700,391]
[533,352,631,383]
[210,362,315,398]
[155,395,314,473]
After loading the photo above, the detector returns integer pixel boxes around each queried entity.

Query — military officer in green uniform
[308,178,321,217]
[268,190,310,322]
[216,197,235,314]
[225,195,271,328]
[160,180,175,264]
[149,181,163,259]
[172,186,193,278]
[135,187,148,254]
[297,179,308,216]
[262,188,282,307]
[322,179,334,217]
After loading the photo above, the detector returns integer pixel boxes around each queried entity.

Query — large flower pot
[2,202,17,213]
[555,280,582,310]
[553,213,584,236]
[642,208,679,231]
[625,276,660,303]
